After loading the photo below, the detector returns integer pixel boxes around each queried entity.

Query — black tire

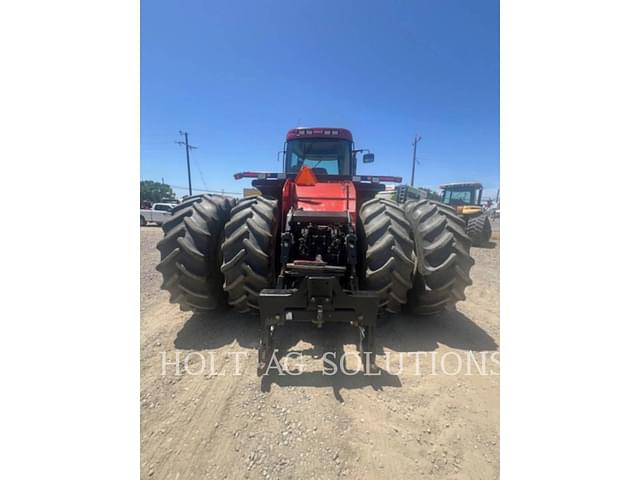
[466,213,492,245]
[359,198,415,314]
[155,194,235,312]
[140,215,147,226]
[220,196,279,313]
[405,200,474,315]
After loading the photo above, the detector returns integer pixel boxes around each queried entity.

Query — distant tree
[140,180,176,204]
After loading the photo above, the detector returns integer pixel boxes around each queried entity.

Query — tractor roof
[286,127,353,142]
[439,182,484,190]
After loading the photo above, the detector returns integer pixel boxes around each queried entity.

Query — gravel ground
[140,225,500,480]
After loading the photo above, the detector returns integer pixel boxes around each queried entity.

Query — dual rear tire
[156,194,278,315]
[156,195,235,312]
[359,197,474,317]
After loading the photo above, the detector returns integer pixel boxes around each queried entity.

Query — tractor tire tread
[155,194,235,313]
[404,199,474,316]
[360,198,416,314]
[221,195,278,312]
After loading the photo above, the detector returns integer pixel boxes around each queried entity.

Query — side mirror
[363,153,375,163]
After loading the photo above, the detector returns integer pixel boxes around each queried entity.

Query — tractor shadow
[259,326,400,402]
[174,308,260,350]
[378,309,498,353]
[174,308,497,401]
[473,240,497,249]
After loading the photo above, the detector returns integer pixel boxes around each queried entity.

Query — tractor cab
[439,181,492,244]
[440,182,485,216]
[233,127,395,209]
[284,127,374,177]
[441,182,484,206]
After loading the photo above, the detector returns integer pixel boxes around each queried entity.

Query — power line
[176,131,198,195]
[192,155,209,191]
[410,134,422,187]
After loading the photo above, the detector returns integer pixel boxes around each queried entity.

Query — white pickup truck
[140,203,175,226]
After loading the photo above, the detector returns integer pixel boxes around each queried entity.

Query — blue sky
[141,0,499,198]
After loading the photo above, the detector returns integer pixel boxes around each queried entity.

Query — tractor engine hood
[291,181,357,225]
[457,205,483,215]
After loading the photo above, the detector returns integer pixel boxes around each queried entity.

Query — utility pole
[410,134,422,187]
[176,131,198,196]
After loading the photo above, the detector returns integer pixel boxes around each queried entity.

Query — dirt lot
[141,224,500,480]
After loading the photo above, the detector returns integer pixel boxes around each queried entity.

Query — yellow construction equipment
[440,182,492,245]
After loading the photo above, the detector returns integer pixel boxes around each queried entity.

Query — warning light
[295,166,318,186]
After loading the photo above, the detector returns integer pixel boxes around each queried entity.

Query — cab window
[285,139,352,175]
[443,190,473,205]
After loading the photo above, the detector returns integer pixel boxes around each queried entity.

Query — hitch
[256,276,379,375]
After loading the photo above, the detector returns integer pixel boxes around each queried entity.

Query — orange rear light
[295,166,318,186]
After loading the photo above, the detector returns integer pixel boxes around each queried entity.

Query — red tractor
[156,127,474,374]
